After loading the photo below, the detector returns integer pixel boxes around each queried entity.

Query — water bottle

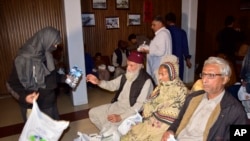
[65,66,83,89]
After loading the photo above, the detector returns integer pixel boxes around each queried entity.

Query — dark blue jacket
[167,25,191,80]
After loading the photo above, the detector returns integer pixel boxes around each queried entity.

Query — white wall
[61,0,197,106]
[63,0,88,105]
[182,0,198,83]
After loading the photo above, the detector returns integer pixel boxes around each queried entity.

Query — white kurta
[146,27,172,84]
[88,75,154,130]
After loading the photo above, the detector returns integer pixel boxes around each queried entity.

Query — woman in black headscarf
[7,26,63,121]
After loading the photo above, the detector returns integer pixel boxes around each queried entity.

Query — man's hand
[161,130,175,141]
[25,92,39,104]
[86,74,100,85]
[186,58,192,68]
[107,114,122,123]
[140,48,149,54]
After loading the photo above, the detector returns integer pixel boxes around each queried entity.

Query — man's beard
[125,68,140,82]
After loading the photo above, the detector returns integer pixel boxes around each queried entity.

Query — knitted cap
[161,55,179,80]
[127,51,144,64]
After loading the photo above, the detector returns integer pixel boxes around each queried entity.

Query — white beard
[125,69,140,82]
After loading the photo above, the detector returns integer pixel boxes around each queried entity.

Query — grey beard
[125,70,140,82]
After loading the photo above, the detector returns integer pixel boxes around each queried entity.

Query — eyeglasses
[199,73,223,79]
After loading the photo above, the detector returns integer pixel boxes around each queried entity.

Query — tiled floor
[2,82,249,141]
[0,87,115,141]
[7,81,249,141]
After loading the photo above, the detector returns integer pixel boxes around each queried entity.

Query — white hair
[204,56,231,77]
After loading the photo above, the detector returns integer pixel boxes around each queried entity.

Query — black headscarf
[14,26,61,91]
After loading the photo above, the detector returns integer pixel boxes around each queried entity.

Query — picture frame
[92,0,107,9]
[240,0,250,10]
[127,13,141,26]
[116,0,129,9]
[105,17,120,29]
[82,13,95,26]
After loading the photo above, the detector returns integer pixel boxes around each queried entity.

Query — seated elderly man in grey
[161,56,248,141]
[86,51,154,134]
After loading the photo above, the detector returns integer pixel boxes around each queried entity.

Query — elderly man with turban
[86,51,155,134]
[121,54,189,141]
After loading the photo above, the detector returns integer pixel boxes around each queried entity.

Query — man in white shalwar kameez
[86,51,154,132]
[139,15,172,84]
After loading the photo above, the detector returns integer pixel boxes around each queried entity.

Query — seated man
[94,52,110,81]
[162,56,248,141]
[112,40,130,78]
[121,55,189,141]
[240,46,250,94]
[84,52,97,88]
[86,51,155,132]
[85,52,95,75]
[238,47,250,119]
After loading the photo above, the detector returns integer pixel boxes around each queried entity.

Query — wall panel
[1,0,249,95]
[195,0,250,75]
[0,0,181,95]
[0,0,65,95]
[81,0,181,56]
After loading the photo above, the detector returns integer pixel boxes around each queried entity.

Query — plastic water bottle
[65,66,83,89]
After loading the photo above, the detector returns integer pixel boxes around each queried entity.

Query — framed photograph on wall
[82,13,95,26]
[240,0,250,10]
[105,17,119,29]
[127,13,141,26]
[92,0,107,9]
[116,0,129,9]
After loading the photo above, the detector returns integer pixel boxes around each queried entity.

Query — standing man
[165,12,192,80]
[161,56,247,141]
[139,15,172,84]
[216,16,244,67]
[86,51,154,132]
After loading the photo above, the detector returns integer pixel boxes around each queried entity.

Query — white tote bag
[118,111,142,135]
[19,100,69,141]
[238,85,250,114]
[238,85,250,101]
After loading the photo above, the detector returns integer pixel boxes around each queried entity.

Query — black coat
[7,64,58,109]
[168,90,248,141]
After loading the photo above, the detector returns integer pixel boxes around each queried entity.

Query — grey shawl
[14,26,61,91]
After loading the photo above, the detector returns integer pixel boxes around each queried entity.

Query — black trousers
[20,104,60,121]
